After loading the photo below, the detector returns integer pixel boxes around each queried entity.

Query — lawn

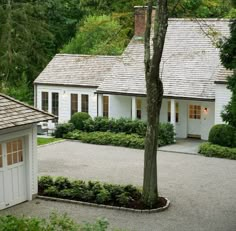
[37,137,63,146]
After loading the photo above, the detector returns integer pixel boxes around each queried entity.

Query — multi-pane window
[81,94,89,113]
[52,93,59,116]
[168,101,179,123]
[189,105,201,119]
[42,92,48,112]
[103,96,109,117]
[6,139,23,166]
[0,144,2,168]
[71,94,78,117]
[136,99,142,119]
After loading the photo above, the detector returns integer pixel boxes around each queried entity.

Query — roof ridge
[0,93,55,119]
[56,54,120,58]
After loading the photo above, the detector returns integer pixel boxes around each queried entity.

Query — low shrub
[199,142,236,160]
[0,212,109,231]
[158,123,175,146]
[208,124,236,147]
[54,123,75,138]
[70,112,91,130]
[65,131,145,149]
[38,176,150,209]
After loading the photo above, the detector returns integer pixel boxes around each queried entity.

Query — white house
[0,93,54,210]
[34,7,231,140]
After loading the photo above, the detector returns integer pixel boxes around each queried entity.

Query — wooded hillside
[0,0,235,103]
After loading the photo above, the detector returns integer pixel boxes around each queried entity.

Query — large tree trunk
[143,0,168,207]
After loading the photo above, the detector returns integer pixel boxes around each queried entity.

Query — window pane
[71,94,78,117]
[81,94,89,113]
[189,105,201,119]
[42,92,48,112]
[7,153,12,165]
[136,99,142,119]
[52,93,59,116]
[103,96,109,117]
[18,151,23,162]
[13,152,18,164]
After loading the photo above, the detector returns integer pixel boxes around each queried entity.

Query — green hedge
[65,131,145,149]
[38,176,155,209]
[199,142,236,160]
[0,213,109,231]
[83,117,147,136]
[54,123,75,138]
[208,124,236,148]
[70,112,91,130]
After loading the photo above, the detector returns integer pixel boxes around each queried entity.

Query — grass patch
[37,137,63,146]
[199,142,236,160]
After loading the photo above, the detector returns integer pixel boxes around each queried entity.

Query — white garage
[0,93,54,210]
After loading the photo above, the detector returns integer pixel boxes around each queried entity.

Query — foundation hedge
[199,142,236,160]
[38,176,155,209]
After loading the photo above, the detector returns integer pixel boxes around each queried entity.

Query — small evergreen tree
[220,19,236,126]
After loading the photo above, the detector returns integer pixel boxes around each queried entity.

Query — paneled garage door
[0,138,27,210]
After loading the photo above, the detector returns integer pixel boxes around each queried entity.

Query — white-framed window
[168,101,179,123]
[71,94,78,117]
[103,96,109,117]
[81,94,89,113]
[41,92,48,112]
[136,98,142,119]
[6,139,23,166]
[52,92,59,116]
[189,105,201,119]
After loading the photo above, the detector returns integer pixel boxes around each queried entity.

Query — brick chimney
[134,6,156,37]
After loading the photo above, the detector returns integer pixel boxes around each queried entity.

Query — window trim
[136,98,142,119]
[81,94,89,113]
[103,96,109,117]
[71,94,78,117]
[41,92,48,112]
[167,101,179,123]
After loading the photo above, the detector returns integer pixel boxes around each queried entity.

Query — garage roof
[0,94,55,130]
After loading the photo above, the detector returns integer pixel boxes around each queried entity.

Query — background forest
[0,0,235,104]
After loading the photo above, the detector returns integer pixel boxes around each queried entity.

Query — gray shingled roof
[215,66,233,83]
[34,54,120,87]
[97,19,230,100]
[0,94,54,130]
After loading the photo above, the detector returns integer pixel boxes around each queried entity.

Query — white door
[0,138,27,210]
[188,104,201,138]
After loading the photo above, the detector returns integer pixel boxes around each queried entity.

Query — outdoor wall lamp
[203,107,208,114]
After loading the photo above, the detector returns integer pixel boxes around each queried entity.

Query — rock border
[37,195,170,213]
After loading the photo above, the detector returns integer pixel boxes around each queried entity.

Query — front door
[188,104,201,138]
[0,138,26,210]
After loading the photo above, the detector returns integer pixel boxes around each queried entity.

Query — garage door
[0,138,27,210]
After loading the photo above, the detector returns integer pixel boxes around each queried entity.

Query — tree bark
[143,0,168,207]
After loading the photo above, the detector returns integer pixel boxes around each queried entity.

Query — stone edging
[37,195,170,213]
[38,139,65,148]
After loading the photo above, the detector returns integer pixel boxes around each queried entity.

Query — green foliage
[38,176,147,208]
[158,123,175,146]
[65,131,145,149]
[70,112,91,130]
[83,117,146,136]
[220,19,236,127]
[208,124,236,147]
[54,176,72,191]
[62,15,129,55]
[199,142,236,159]
[54,123,75,138]
[0,212,109,231]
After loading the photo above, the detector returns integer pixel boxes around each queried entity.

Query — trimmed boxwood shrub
[70,112,91,130]
[208,124,236,147]
[54,123,75,138]
[38,176,147,209]
[199,142,236,160]
[65,131,145,149]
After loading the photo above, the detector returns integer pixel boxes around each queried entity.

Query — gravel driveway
[1,140,236,231]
